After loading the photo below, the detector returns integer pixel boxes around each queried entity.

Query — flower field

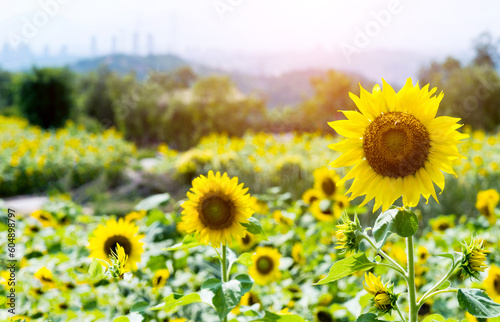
[1,80,500,322]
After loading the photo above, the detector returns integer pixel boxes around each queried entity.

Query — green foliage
[134,193,170,211]
[17,67,75,129]
[355,313,388,322]
[202,275,254,320]
[315,253,375,285]
[250,311,306,321]
[373,207,419,248]
[457,289,500,318]
[419,34,500,131]
[242,217,269,240]
[291,70,367,132]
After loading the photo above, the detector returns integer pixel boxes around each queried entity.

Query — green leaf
[165,234,201,251]
[436,252,462,266]
[242,217,268,241]
[355,313,388,321]
[135,193,170,211]
[202,275,254,320]
[236,252,253,266]
[89,258,105,278]
[422,314,445,322]
[457,288,500,318]
[113,317,130,322]
[393,208,419,237]
[151,293,203,312]
[130,301,149,312]
[315,253,375,285]
[373,207,419,248]
[250,310,306,321]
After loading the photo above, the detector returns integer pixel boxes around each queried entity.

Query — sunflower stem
[418,263,460,308]
[221,243,228,322]
[395,302,407,322]
[361,233,407,278]
[406,236,418,322]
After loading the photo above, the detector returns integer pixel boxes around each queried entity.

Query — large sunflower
[88,218,144,270]
[181,171,254,245]
[329,78,468,211]
[249,247,281,285]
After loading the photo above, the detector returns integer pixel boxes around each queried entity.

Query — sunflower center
[316,311,333,322]
[104,236,133,257]
[437,223,450,231]
[363,111,430,178]
[256,256,274,275]
[494,275,500,294]
[321,178,336,196]
[200,196,233,229]
[242,234,251,245]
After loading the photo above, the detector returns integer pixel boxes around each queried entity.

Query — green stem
[221,243,228,322]
[375,262,407,282]
[407,236,418,322]
[395,303,407,322]
[421,288,458,302]
[362,233,407,278]
[418,264,459,307]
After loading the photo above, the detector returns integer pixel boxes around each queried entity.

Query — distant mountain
[70,54,212,78]
[68,54,326,107]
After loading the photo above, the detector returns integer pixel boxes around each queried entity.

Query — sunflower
[237,232,257,251]
[181,171,254,245]
[34,266,55,287]
[484,265,500,302]
[152,269,170,289]
[363,272,398,314]
[476,189,499,225]
[430,215,455,232]
[417,246,430,264]
[302,188,322,205]
[313,167,343,199]
[310,197,347,222]
[124,210,147,222]
[328,78,467,211]
[249,247,281,285]
[88,218,144,270]
[31,210,57,227]
[291,242,306,266]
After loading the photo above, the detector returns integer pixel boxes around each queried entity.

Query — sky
[0,0,499,58]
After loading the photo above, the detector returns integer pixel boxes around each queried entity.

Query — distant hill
[68,54,327,107]
[66,50,434,107]
[70,54,212,78]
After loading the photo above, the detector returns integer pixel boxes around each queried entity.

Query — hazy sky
[0,0,499,57]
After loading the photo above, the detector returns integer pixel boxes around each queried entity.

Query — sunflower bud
[108,244,129,279]
[363,272,399,314]
[460,237,490,280]
[335,213,362,254]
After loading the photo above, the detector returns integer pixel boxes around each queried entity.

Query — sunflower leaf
[164,234,201,251]
[151,293,204,312]
[242,217,268,241]
[373,207,419,248]
[314,253,375,285]
[88,257,105,279]
[250,310,306,321]
[202,275,253,320]
[134,193,170,211]
[457,288,500,318]
[355,313,389,321]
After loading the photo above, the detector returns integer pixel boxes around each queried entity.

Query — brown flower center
[104,236,132,257]
[199,196,234,229]
[363,111,430,178]
[494,275,500,294]
[256,256,274,275]
[321,178,336,196]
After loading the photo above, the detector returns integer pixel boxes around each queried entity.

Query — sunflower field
[1,78,500,322]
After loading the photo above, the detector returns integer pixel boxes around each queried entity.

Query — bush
[17,67,75,129]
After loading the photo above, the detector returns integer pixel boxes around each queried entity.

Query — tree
[17,67,75,129]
